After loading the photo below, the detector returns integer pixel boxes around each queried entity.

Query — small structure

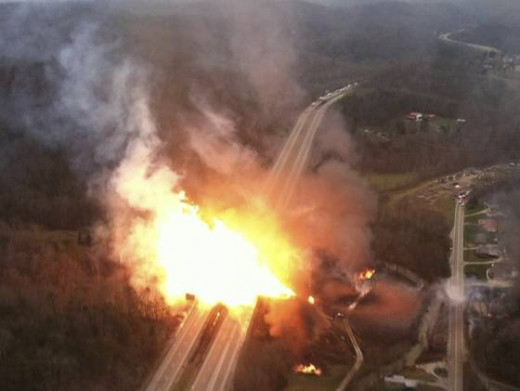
[406,112,422,121]
[384,375,418,389]
[478,218,498,233]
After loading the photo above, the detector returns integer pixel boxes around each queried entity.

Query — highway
[447,201,466,391]
[189,84,357,391]
[190,309,253,391]
[143,304,210,391]
[266,85,357,208]
[144,84,355,391]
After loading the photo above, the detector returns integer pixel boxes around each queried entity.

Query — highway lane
[143,305,210,391]
[144,85,356,391]
[448,202,465,391]
[188,85,356,391]
[190,309,253,391]
[267,86,356,208]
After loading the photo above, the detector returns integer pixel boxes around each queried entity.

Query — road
[439,30,501,55]
[447,201,465,391]
[144,84,355,391]
[189,85,357,391]
[143,305,209,391]
[336,318,364,391]
[190,309,253,391]
[266,85,357,208]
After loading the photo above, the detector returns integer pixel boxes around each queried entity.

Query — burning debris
[347,268,377,311]
[358,268,376,281]
[294,363,323,377]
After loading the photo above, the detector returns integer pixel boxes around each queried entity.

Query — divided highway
[144,305,210,391]
[190,309,253,391]
[267,85,357,208]
[144,83,356,391]
[448,201,466,391]
[189,85,358,391]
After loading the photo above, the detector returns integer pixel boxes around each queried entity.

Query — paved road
[266,85,357,208]
[336,318,364,391]
[143,305,209,391]
[439,30,501,54]
[190,309,253,391]
[145,85,356,391]
[188,85,357,391]
[448,202,465,391]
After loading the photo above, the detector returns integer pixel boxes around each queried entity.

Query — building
[478,218,498,233]
[406,112,423,121]
[476,244,501,259]
[384,375,418,389]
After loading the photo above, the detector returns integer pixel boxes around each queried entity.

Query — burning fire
[308,295,315,305]
[118,180,298,308]
[358,268,376,281]
[294,364,323,376]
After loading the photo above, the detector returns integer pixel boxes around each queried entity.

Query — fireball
[155,200,296,306]
[118,186,298,308]
[111,140,300,310]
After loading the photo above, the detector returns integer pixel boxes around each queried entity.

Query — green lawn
[464,249,494,264]
[465,210,488,224]
[464,264,490,280]
[431,194,456,225]
[464,223,497,247]
[364,172,419,192]
[429,116,458,133]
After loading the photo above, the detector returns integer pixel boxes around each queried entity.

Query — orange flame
[118,187,298,308]
[308,296,315,305]
[294,364,323,376]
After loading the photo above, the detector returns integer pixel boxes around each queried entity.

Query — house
[406,112,423,121]
[476,245,501,259]
[478,219,498,233]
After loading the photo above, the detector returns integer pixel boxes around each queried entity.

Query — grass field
[430,194,456,225]
[364,172,420,192]
[464,264,490,280]
[464,223,497,247]
[464,249,495,264]
[465,212,488,224]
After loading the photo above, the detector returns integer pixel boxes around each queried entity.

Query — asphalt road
[336,318,364,391]
[266,85,356,208]
[144,84,355,391]
[187,85,357,391]
[448,202,465,391]
[143,305,209,391]
[439,30,501,54]
[190,309,253,391]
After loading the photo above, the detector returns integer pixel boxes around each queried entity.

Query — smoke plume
[0,1,376,308]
